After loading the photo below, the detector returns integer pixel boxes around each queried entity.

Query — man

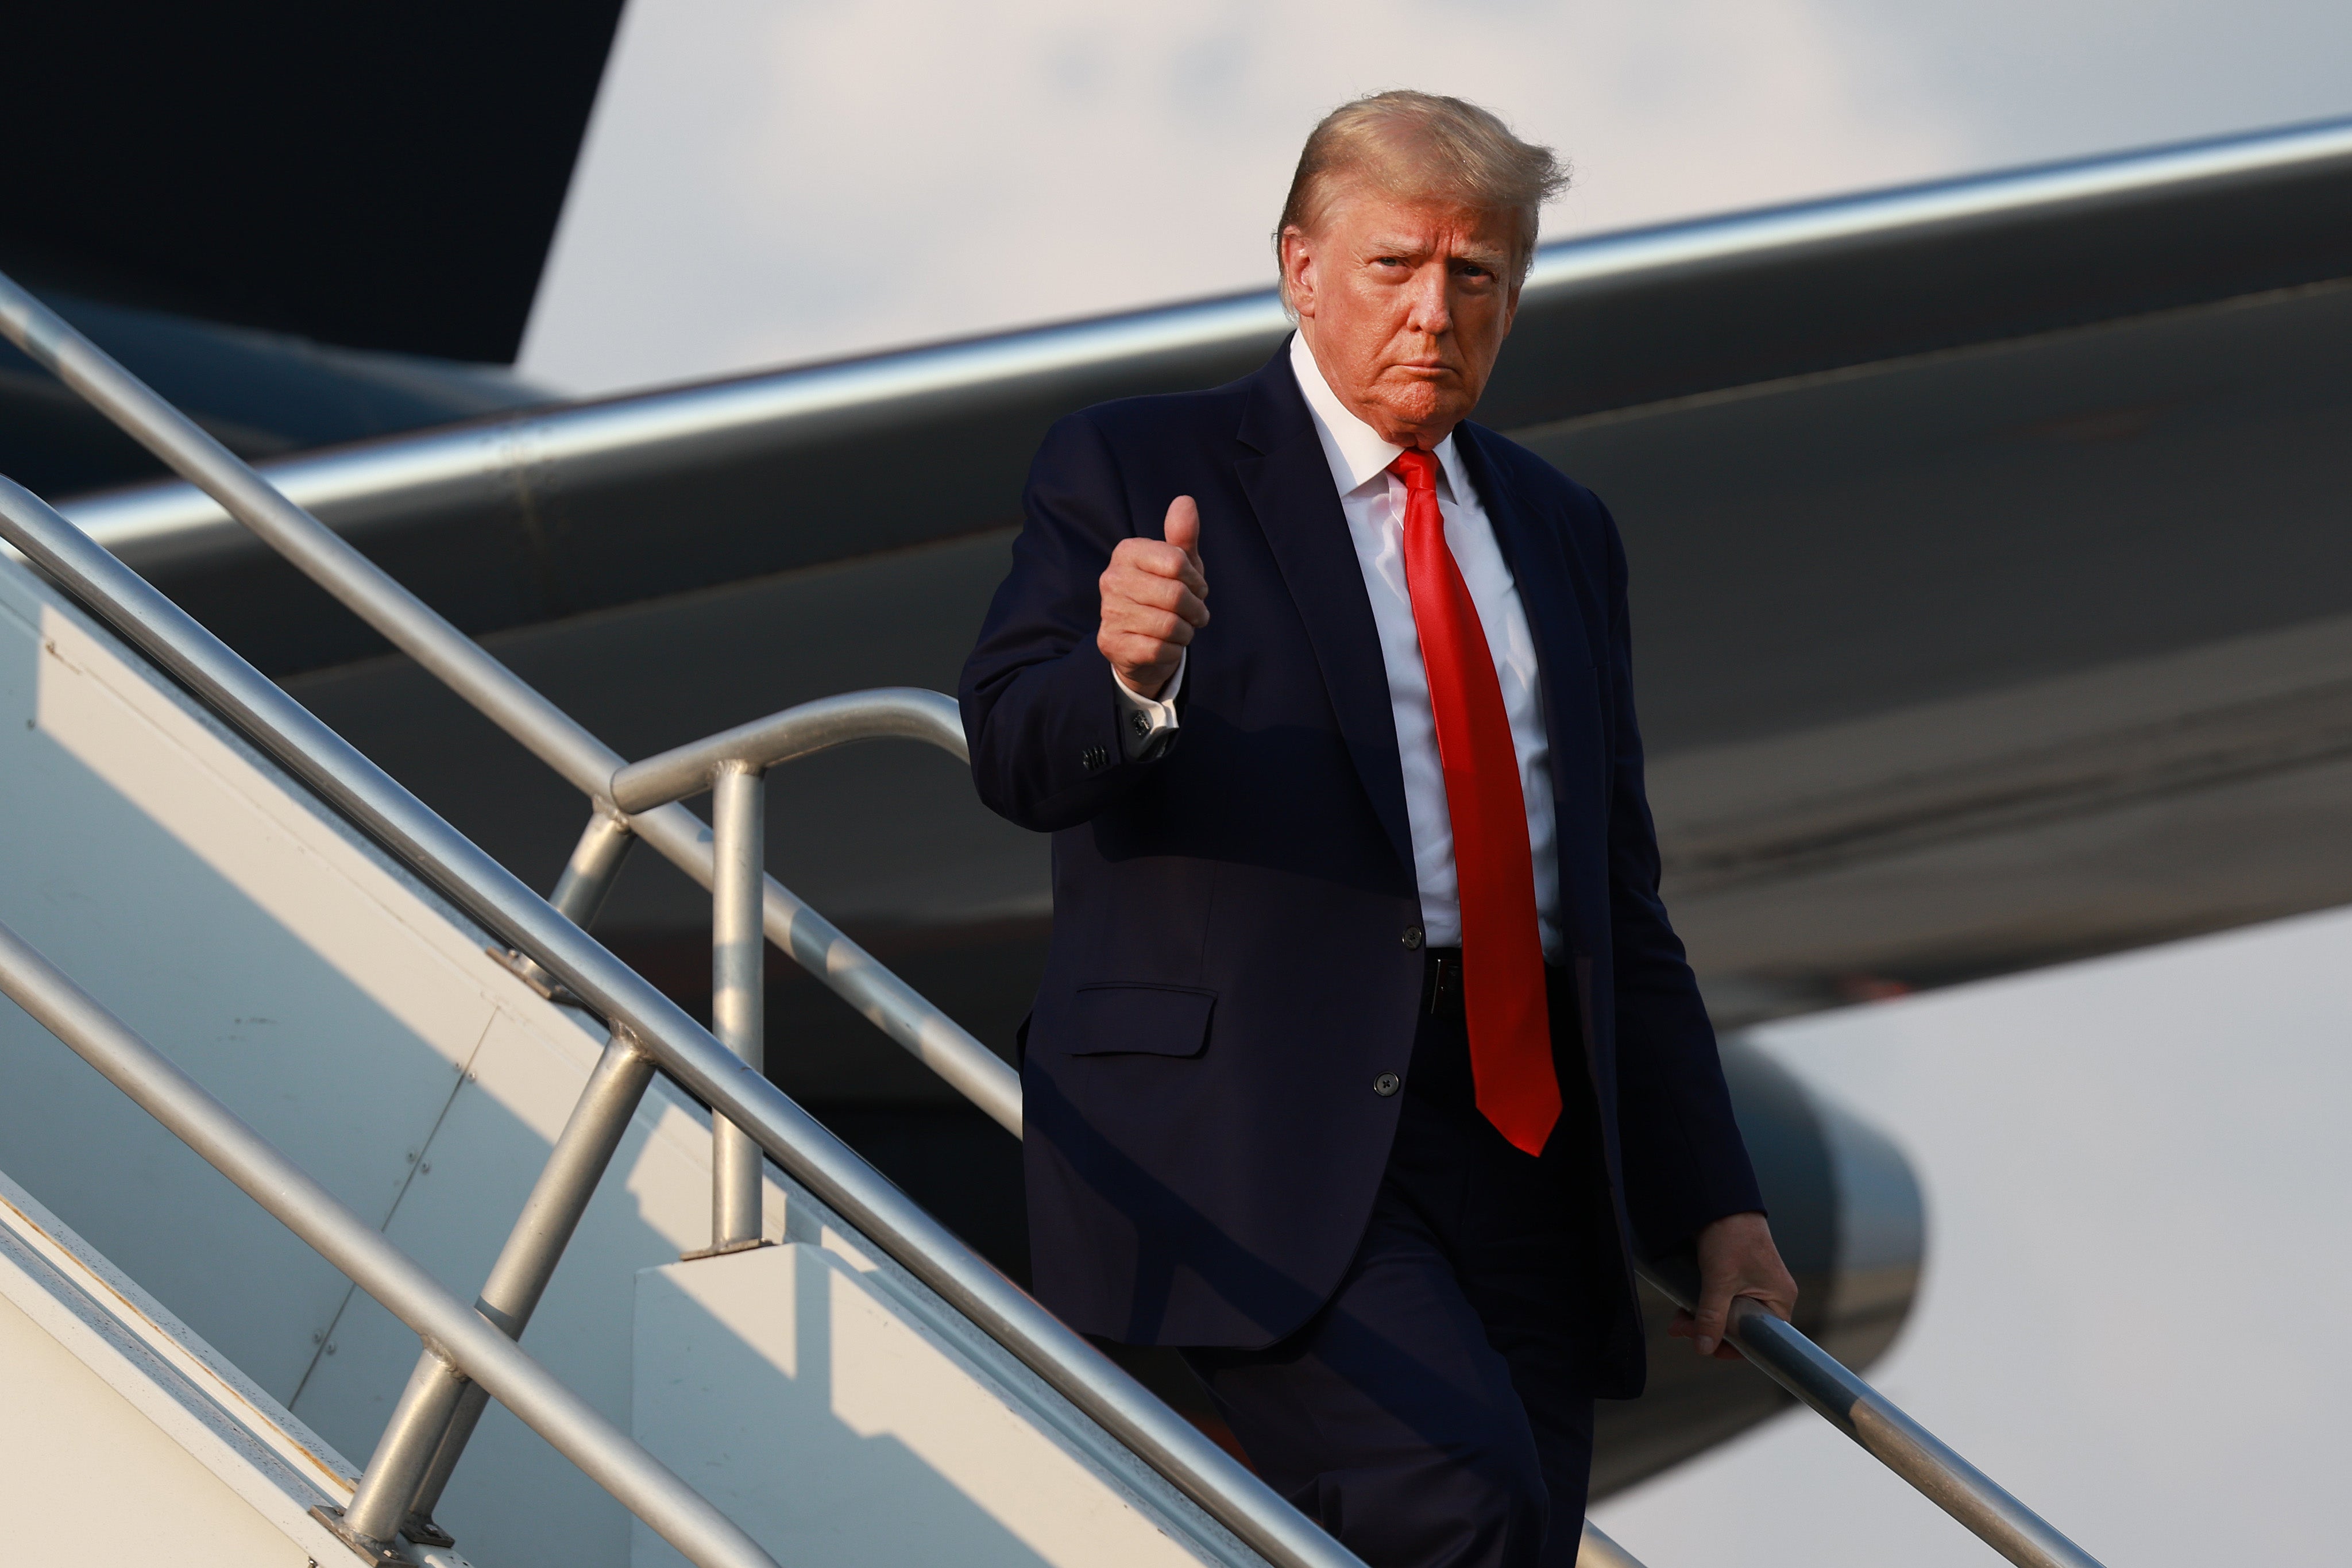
[960,91,1795,1567]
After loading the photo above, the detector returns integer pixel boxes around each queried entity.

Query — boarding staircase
[0,272,2100,1568]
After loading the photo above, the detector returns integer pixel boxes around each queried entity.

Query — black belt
[1418,947,1573,1022]
[1411,946,1579,1121]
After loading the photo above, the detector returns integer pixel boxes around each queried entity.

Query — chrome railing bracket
[307,1504,415,1567]
[678,1237,778,1263]
[399,1510,457,1550]
[486,944,590,1009]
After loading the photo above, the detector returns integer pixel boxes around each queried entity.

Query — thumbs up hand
[1098,495,1208,701]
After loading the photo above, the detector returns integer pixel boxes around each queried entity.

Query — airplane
[1,9,2343,1560]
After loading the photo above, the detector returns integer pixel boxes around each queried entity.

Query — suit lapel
[1457,424,1596,700]
[1455,423,1603,855]
[1233,354,1417,882]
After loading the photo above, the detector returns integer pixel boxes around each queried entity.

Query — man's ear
[1280,226,1317,317]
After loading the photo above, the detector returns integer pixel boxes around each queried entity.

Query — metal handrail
[0,470,1361,1568]
[351,1024,660,1550]
[608,687,967,813]
[0,918,777,1568]
[0,879,1875,1568]
[0,271,1022,1140]
[1637,1261,2104,1568]
[606,688,972,1260]
[0,271,1333,1564]
[347,692,980,1543]
[0,265,2103,1567]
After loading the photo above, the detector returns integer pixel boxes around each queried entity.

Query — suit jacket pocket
[1066,983,1216,1057]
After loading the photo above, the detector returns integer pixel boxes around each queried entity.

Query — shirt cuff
[1113,655,1184,762]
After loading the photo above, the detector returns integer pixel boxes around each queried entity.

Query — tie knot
[1388,449,1438,495]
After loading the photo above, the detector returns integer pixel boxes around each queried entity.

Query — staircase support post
[343,1025,659,1549]
[694,762,768,1258]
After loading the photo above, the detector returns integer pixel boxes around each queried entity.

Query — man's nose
[1404,263,1453,335]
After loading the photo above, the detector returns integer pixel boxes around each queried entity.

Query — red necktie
[1391,449,1562,1156]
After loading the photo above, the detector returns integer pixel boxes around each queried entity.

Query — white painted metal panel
[0,549,1256,1568]
[0,1164,366,1567]
[0,559,533,1397]
[634,1243,1218,1568]
[296,1009,759,1567]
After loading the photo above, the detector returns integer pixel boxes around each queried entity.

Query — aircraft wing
[49,116,2352,1021]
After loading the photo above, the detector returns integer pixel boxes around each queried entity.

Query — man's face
[1283,177,1520,449]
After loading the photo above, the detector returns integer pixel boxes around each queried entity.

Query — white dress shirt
[1117,331,1562,959]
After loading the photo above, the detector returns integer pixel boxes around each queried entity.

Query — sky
[517,0,2352,395]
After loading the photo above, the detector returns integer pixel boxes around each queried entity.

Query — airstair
[0,272,2102,1568]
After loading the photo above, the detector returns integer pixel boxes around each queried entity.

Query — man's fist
[1098,495,1208,700]
[1667,1211,1799,1360]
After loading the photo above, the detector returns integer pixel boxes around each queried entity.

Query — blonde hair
[1275,90,1568,305]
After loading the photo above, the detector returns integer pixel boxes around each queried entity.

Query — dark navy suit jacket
[960,343,1761,1393]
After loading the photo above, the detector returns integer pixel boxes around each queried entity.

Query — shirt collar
[1288,330,1474,507]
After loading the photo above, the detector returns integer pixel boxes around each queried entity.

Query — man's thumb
[1164,495,1202,561]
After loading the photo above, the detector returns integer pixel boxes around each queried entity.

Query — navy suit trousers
[1181,968,1615,1568]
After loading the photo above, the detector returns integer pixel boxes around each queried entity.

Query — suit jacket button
[1372,1072,1401,1097]
[1401,926,1424,951]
